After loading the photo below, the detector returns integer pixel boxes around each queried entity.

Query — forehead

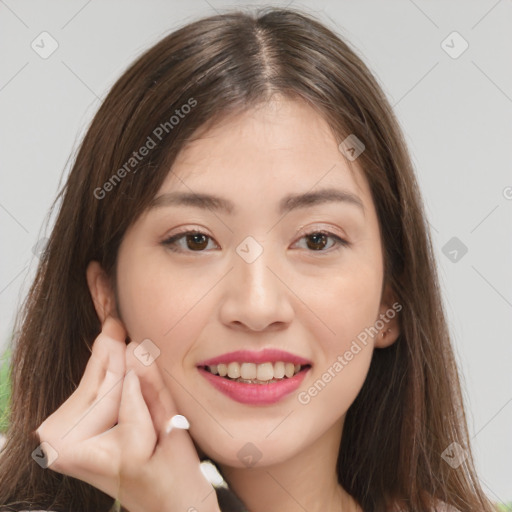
[158,97,372,208]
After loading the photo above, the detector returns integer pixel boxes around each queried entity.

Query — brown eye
[305,233,329,251]
[185,233,209,250]
[294,230,349,253]
[162,230,217,252]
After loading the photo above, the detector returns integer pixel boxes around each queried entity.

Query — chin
[196,433,304,471]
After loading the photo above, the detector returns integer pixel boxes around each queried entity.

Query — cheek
[299,274,378,401]
[292,255,382,404]
[297,256,383,348]
[334,276,381,342]
[116,255,218,413]
[115,251,214,350]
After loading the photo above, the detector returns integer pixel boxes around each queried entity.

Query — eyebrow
[149,187,365,215]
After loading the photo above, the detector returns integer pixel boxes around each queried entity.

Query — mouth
[198,362,312,384]
[196,349,313,404]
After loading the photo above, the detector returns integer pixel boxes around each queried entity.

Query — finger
[76,316,127,397]
[123,343,214,507]
[101,315,127,344]
[50,371,156,499]
[37,316,127,443]
[117,370,157,459]
[124,342,203,472]
[65,317,128,440]
[125,340,177,441]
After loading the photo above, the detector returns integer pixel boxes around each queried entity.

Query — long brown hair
[0,7,495,512]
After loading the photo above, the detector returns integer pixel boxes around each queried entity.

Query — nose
[218,239,295,332]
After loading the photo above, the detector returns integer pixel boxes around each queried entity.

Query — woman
[0,7,495,512]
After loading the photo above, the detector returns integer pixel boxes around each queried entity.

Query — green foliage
[0,347,12,433]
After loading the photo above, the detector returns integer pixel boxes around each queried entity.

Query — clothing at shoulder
[215,485,249,512]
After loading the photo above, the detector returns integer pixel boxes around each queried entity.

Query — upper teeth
[206,362,302,381]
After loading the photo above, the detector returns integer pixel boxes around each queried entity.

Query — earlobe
[375,282,401,349]
[375,325,399,348]
[86,261,116,324]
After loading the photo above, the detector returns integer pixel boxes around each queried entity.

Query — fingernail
[165,414,190,434]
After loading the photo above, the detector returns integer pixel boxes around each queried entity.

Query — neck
[217,417,360,512]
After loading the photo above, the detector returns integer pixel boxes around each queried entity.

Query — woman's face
[96,97,399,467]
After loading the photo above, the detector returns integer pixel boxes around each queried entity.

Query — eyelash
[161,228,350,254]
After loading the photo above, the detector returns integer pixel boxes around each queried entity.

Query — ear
[374,281,401,349]
[86,261,117,324]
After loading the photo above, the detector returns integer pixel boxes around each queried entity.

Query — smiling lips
[197,348,312,404]
[197,348,312,383]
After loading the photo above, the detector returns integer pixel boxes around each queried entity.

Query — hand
[35,316,220,512]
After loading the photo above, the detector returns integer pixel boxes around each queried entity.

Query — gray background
[1,0,511,506]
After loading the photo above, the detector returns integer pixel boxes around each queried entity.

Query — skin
[40,96,400,512]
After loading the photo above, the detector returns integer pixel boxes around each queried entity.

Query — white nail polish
[165,414,190,434]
